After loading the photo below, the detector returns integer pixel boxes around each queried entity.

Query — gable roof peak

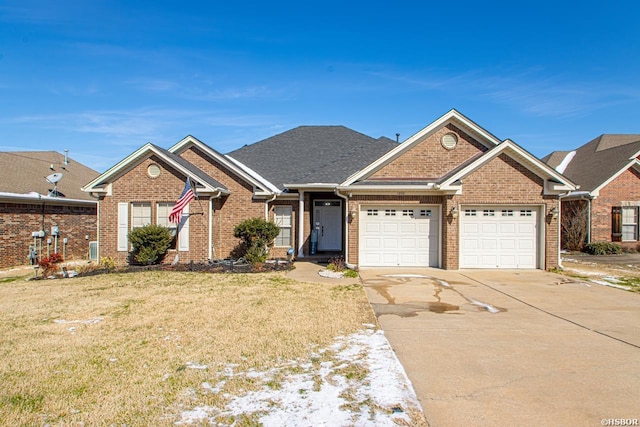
[595,134,640,152]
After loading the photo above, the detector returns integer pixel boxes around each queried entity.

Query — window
[483,209,495,217]
[385,209,396,216]
[622,206,638,241]
[402,209,414,217]
[132,203,151,229]
[274,206,292,247]
[501,210,514,216]
[420,209,432,217]
[464,209,477,217]
[367,209,378,216]
[157,202,178,249]
[520,210,533,217]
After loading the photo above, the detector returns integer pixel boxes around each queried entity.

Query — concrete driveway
[359,268,640,427]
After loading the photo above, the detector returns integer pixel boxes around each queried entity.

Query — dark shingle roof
[227,126,398,189]
[551,135,640,192]
[0,151,99,200]
[541,151,571,169]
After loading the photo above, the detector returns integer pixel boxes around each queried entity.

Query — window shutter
[117,202,129,251]
[612,206,622,242]
[178,204,189,251]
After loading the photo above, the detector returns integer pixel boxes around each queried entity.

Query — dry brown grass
[0,270,376,425]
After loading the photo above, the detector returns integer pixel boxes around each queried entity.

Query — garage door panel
[364,238,381,249]
[383,223,398,233]
[400,238,417,249]
[365,223,380,233]
[519,239,534,249]
[360,205,439,267]
[500,239,516,249]
[500,223,516,234]
[461,206,538,269]
[382,238,398,249]
[481,239,498,250]
[400,223,417,233]
[481,223,498,233]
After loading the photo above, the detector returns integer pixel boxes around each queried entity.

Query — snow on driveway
[174,325,423,426]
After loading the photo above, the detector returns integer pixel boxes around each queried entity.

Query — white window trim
[117,202,128,251]
[178,204,190,251]
[274,205,293,247]
[622,206,638,242]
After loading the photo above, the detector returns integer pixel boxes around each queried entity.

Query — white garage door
[460,206,538,269]
[360,206,439,267]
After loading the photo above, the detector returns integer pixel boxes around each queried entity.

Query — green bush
[233,218,280,264]
[584,241,622,255]
[128,224,173,265]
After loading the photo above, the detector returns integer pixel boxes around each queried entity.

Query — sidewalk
[286,261,362,285]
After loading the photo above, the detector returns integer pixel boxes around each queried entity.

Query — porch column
[298,191,305,258]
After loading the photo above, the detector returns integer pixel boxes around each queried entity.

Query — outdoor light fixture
[349,210,357,220]
[451,206,459,219]
[550,207,559,219]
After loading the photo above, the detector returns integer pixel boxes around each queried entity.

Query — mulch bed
[34,259,293,280]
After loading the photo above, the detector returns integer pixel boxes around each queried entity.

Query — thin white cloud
[1,108,282,140]
[370,67,640,118]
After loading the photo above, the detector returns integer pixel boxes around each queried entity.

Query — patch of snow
[469,299,500,314]
[555,150,576,174]
[175,326,422,426]
[383,274,431,278]
[589,280,632,290]
[438,279,451,288]
[185,362,208,370]
[318,269,344,278]
[54,317,104,325]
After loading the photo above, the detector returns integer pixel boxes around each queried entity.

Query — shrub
[128,224,173,265]
[39,253,64,276]
[584,241,622,255]
[327,256,346,272]
[100,256,115,271]
[343,269,359,278]
[233,218,280,264]
[561,200,589,251]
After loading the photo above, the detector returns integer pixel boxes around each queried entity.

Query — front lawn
[0,270,424,425]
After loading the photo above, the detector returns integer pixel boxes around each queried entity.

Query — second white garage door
[359,205,439,267]
[460,206,539,269]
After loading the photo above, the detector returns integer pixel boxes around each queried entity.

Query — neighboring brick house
[0,151,99,268]
[544,134,640,248]
[84,109,575,270]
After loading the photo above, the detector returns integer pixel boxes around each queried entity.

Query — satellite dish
[46,173,63,184]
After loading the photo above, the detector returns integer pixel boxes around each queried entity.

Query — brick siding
[0,202,96,268]
[370,123,487,180]
[589,167,640,244]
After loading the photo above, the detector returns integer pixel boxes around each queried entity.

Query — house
[83,109,575,270]
[0,151,99,269]
[543,134,640,248]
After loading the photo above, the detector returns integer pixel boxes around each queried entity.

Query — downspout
[264,193,277,220]
[334,188,355,269]
[587,198,591,244]
[209,191,221,261]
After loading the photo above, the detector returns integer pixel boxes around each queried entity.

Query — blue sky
[1,1,639,172]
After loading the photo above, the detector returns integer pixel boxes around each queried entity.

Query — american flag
[169,178,195,223]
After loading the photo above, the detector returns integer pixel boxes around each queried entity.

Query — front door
[314,200,342,251]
